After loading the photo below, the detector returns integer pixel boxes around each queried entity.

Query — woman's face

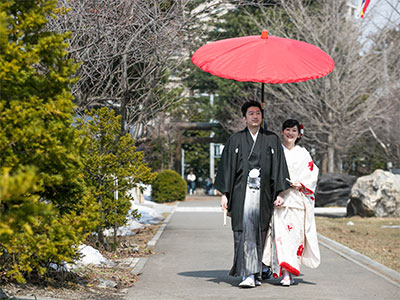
[282,126,300,146]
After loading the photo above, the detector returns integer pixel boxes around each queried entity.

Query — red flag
[360,0,371,19]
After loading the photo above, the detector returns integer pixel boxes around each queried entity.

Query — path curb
[131,203,177,275]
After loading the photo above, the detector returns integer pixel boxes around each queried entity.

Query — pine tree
[0,0,98,282]
[77,107,155,250]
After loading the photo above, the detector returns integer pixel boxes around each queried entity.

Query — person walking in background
[263,119,320,286]
[215,101,290,288]
[204,177,213,195]
[186,169,196,195]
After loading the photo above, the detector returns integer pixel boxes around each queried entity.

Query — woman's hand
[274,194,284,206]
[291,181,302,190]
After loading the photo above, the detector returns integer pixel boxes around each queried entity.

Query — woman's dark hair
[282,119,302,144]
[241,101,263,118]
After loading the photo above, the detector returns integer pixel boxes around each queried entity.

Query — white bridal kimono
[263,145,320,278]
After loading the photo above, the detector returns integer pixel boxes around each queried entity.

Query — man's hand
[220,194,228,211]
[291,181,302,190]
[274,194,284,207]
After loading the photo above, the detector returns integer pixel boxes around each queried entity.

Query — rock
[97,278,118,288]
[347,169,400,217]
[315,173,356,207]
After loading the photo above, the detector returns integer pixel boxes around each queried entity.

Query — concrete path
[127,196,399,300]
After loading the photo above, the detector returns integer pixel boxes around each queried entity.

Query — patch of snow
[127,184,152,202]
[102,199,172,238]
[74,198,173,267]
[104,219,143,237]
[135,205,163,224]
[76,245,110,266]
[141,184,152,200]
[132,200,172,225]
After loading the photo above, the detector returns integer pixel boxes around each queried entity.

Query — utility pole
[209,94,215,185]
[181,148,185,179]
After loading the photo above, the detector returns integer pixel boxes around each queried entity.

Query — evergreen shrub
[152,170,186,203]
[77,107,155,249]
[0,0,99,282]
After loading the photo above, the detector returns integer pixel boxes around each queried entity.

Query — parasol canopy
[191,30,334,128]
[192,30,334,84]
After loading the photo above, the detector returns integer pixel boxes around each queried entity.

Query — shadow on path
[264,277,317,286]
[178,269,317,287]
[178,269,237,286]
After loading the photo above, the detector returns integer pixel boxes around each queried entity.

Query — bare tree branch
[49,0,199,138]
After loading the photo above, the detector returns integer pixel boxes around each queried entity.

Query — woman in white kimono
[263,119,320,286]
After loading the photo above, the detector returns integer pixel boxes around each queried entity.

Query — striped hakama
[230,185,265,277]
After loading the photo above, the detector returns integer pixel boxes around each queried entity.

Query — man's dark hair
[241,101,262,117]
[282,119,302,144]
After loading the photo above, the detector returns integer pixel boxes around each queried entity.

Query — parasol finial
[261,30,268,39]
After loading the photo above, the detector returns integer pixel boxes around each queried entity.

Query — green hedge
[151,170,186,203]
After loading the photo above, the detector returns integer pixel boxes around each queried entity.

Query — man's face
[244,106,262,129]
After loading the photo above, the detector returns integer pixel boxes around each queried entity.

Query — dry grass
[316,216,400,272]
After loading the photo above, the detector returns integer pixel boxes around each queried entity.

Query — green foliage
[152,170,186,203]
[0,0,98,282]
[183,140,209,180]
[77,107,155,248]
[146,135,173,172]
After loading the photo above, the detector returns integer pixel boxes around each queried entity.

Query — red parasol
[192,30,334,124]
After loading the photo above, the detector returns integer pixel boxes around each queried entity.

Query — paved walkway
[127,196,399,300]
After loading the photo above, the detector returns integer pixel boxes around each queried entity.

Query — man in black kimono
[215,101,290,288]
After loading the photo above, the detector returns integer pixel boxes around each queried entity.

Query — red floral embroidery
[308,161,314,171]
[310,196,315,201]
[287,225,293,231]
[297,244,304,256]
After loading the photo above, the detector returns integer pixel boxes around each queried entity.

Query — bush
[152,170,186,203]
[77,107,155,249]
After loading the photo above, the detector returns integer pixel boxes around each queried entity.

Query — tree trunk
[321,154,328,174]
[113,223,118,252]
[97,228,105,249]
[168,134,174,170]
[328,134,335,173]
[174,134,183,174]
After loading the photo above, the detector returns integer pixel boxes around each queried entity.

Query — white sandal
[281,278,291,286]
[239,276,256,288]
